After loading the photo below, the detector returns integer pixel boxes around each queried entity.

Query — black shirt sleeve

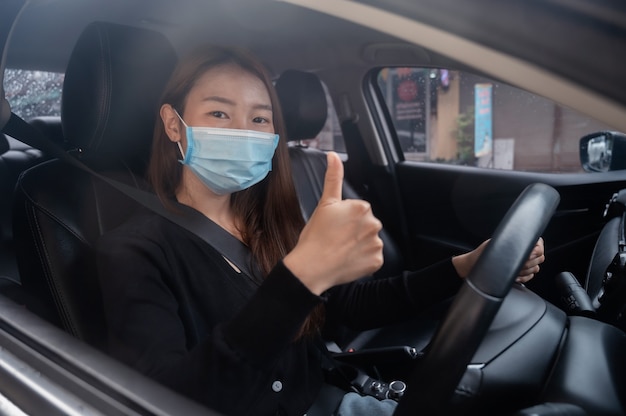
[324,258,462,330]
[96,224,322,414]
[97,214,461,415]
[222,260,322,365]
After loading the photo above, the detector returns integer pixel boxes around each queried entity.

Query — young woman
[96,45,544,416]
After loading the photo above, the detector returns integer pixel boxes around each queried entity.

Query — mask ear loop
[173,109,188,160]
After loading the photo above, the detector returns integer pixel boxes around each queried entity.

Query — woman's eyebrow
[201,96,272,112]
[253,103,273,112]
[201,95,235,105]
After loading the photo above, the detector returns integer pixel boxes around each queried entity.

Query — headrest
[30,116,64,147]
[61,22,177,170]
[275,70,327,141]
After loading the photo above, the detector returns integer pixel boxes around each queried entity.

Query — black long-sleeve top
[96,210,462,416]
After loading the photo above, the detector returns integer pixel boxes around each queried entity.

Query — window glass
[375,67,613,172]
[4,69,64,119]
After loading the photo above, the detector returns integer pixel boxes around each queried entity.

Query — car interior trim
[0,295,218,416]
[0,0,26,129]
[281,0,626,132]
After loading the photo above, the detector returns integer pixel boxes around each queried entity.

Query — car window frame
[367,65,618,173]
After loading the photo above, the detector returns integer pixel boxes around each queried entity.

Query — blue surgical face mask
[174,111,279,195]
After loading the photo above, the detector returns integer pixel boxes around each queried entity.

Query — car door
[363,65,626,305]
[0,2,223,414]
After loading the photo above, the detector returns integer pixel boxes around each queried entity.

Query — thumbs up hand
[284,152,384,295]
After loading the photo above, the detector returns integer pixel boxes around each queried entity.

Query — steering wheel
[394,183,560,416]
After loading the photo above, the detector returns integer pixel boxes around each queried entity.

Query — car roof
[6,0,395,73]
[3,0,626,130]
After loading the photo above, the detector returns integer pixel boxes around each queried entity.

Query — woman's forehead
[191,65,269,99]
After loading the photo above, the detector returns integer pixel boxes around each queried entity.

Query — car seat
[275,69,404,280]
[0,132,45,305]
[0,117,61,260]
[0,134,44,256]
[275,70,408,348]
[12,21,177,348]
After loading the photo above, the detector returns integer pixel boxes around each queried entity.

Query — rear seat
[2,116,60,242]
[29,116,66,147]
[0,117,56,297]
[0,132,44,238]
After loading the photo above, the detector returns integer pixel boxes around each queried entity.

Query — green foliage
[454,105,476,165]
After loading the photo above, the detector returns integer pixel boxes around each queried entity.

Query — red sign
[397,79,418,102]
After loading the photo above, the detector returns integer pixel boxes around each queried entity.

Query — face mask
[174,111,279,195]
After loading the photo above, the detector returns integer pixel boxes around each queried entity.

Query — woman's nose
[230,117,248,131]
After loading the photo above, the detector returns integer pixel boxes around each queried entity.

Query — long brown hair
[148,45,323,337]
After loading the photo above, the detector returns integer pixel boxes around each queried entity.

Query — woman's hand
[452,237,545,283]
[516,237,545,283]
[283,152,384,295]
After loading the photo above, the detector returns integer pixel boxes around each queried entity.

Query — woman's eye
[253,116,270,124]
[210,111,227,119]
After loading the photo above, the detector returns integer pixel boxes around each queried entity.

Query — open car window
[374,67,614,173]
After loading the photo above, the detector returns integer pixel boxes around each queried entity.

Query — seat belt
[3,112,262,284]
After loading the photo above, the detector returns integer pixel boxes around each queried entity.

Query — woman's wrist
[283,251,328,296]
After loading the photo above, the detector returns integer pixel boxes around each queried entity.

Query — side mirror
[580,131,626,172]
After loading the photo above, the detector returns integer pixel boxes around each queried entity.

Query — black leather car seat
[0,133,45,305]
[12,22,177,348]
[1,116,62,249]
[275,70,408,348]
[29,116,65,147]
[0,134,43,248]
[275,69,404,280]
[0,116,60,304]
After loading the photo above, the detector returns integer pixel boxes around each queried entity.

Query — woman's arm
[97,229,320,413]
[324,258,462,331]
